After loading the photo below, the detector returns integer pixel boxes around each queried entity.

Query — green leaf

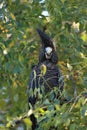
[23,118,32,127]
[65,118,70,126]
[70,124,76,130]
[81,105,87,117]
[43,99,50,105]
[13,94,19,102]
[55,117,62,127]
[48,105,54,111]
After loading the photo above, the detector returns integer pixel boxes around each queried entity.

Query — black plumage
[28,29,64,129]
[29,61,64,106]
[28,29,64,107]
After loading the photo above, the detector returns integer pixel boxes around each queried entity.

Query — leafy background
[0,0,87,129]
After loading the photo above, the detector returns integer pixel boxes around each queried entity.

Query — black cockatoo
[28,29,64,129]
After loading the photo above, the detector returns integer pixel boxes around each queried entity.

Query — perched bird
[28,28,64,129]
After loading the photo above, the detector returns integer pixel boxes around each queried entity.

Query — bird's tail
[30,114,37,130]
[28,109,38,130]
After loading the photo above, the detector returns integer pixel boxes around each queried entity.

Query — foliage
[0,0,87,129]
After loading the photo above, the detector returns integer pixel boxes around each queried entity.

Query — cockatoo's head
[37,28,58,63]
[45,47,52,59]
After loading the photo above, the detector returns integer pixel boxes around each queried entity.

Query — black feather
[37,28,55,49]
[30,114,38,130]
[51,50,58,64]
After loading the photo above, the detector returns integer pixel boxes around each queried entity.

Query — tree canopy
[0,0,87,129]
